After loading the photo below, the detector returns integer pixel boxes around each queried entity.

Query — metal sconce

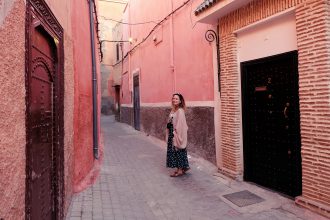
[205,29,221,94]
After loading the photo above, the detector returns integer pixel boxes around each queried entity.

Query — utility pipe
[128,3,132,95]
[89,0,99,159]
[170,0,176,92]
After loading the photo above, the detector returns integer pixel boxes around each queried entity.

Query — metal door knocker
[284,102,290,118]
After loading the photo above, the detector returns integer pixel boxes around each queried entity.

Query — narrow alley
[66,116,326,220]
[2,1,330,219]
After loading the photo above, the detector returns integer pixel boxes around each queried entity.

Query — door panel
[242,51,302,197]
[29,26,55,220]
[26,1,64,219]
[133,75,140,130]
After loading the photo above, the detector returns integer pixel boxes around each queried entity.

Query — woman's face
[172,95,180,107]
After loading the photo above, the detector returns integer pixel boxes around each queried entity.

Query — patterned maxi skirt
[166,122,189,169]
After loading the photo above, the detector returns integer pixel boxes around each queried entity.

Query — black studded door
[241,51,302,197]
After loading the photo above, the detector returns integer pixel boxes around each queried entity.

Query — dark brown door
[241,51,302,197]
[26,1,64,219]
[29,25,56,219]
[115,85,120,120]
[133,75,140,130]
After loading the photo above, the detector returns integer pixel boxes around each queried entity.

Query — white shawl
[167,108,188,149]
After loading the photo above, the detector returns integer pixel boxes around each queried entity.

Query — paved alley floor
[66,115,327,220]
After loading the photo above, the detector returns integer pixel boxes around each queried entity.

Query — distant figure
[166,93,190,177]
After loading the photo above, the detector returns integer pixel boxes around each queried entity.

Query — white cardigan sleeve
[173,109,188,149]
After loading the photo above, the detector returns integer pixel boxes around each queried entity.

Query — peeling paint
[0,0,17,26]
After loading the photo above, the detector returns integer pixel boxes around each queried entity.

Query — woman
[166,93,190,177]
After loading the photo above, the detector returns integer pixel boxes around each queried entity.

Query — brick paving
[66,115,327,220]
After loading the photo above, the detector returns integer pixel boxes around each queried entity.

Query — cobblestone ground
[66,115,326,220]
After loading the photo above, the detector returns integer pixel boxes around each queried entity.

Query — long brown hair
[172,93,186,111]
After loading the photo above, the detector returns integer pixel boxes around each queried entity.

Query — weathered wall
[120,71,130,106]
[218,0,330,217]
[186,107,216,164]
[62,34,75,214]
[0,1,26,219]
[140,107,170,140]
[0,0,15,26]
[71,0,102,191]
[140,106,216,164]
[72,0,94,187]
[120,106,133,126]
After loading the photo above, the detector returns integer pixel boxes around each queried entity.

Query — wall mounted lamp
[205,29,221,94]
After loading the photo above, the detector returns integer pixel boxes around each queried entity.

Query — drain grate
[222,190,264,207]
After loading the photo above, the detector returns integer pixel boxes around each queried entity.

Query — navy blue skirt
[166,122,189,169]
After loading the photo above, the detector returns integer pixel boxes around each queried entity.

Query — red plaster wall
[120,0,214,104]
[0,1,26,219]
[121,73,130,104]
[72,0,94,186]
[71,0,102,190]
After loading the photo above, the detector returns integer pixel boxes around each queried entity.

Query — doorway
[26,1,64,219]
[133,75,140,130]
[241,51,302,197]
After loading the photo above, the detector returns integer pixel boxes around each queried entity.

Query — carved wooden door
[26,1,64,219]
[28,22,56,220]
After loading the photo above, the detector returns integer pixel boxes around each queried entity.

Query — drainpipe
[89,0,99,159]
[170,0,175,92]
[128,3,132,102]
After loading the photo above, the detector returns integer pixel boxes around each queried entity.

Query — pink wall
[120,0,214,104]
[0,1,26,219]
[71,0,102,190]
[0,0,101,218]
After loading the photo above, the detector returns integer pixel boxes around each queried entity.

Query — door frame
[25,0,64,219]
[133,74,140,130]
[241,51,302,197]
